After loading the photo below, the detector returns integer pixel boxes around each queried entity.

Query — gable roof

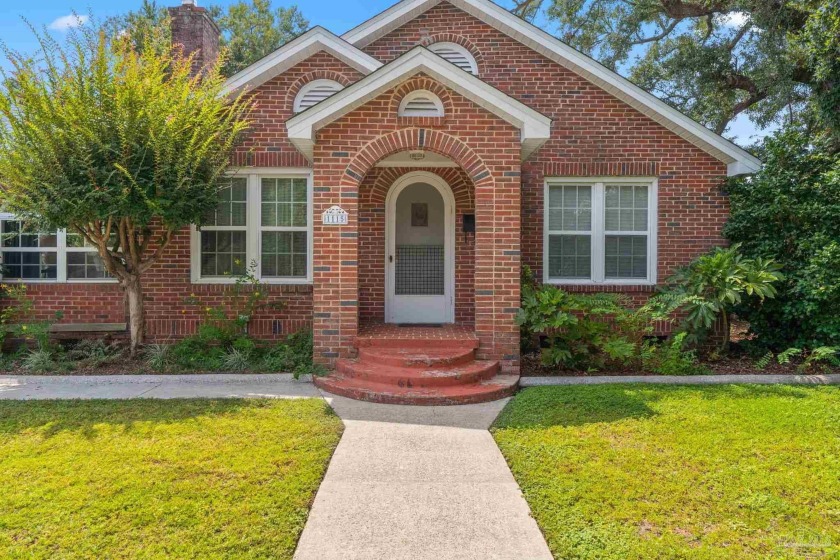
[285,46,552,162]
[342,0,762,175]
[221,27,382,96]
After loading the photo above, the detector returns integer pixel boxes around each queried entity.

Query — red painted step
[336,357,499,388]
[315,334,518,405]
[357,346,476,368]
[314,374,519,406]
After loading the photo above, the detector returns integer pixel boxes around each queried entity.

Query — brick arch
[388,76,454,118]
[419,33,485,73]
[286,70,357,113]
[366,167,474,209]
[343,129,493,191]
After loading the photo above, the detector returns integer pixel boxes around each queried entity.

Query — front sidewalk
[295,393,553,560]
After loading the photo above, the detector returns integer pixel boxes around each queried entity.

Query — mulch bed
[520,353,839,377]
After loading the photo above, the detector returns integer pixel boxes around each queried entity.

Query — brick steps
[314,334,518,405]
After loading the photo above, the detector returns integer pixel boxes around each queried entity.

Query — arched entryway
[384,171,456,324]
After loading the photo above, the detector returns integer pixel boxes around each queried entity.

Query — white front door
[385,172,455,324]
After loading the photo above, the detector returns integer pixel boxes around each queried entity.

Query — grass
[0,398,343,559]
[492,384,840,560]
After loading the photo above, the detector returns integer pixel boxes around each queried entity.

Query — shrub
[66,339,124,368]
[516,278,654,370]
[169,336,225,371]
[221,348,251,372]
[143,344,171,372]
[648,244,782,353]
[21,348,59,373]
[724,129,840,349]
[184,261,285,345]
[260,330,324,379]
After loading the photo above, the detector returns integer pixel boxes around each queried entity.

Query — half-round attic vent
[398,90,445,117]
[428,42,478,75]
[294,79,343,113]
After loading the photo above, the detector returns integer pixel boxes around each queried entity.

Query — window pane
[207,178,248,227]
[548,185,591,231]
[262,178,308,228]
[2,220,57,248]
[261,231,307,278]
[1,251,57,279]
[605,184,648,232]
[200,231,246,276]
[605,235,648,279]
[67,252,109,279]
[548,234,591,279]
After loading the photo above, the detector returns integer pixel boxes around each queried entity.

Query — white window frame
[543,177,658,286]
[0,213,116,284]
[398,90,445,117]
[190,168,314,285]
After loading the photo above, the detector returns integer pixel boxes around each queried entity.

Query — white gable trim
[342,0,761,175]
[286,47,552,162]
[222,27,382,96]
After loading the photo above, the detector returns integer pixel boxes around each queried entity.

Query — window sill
[191,277,313,286]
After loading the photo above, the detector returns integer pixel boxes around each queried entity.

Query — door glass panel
[394,183,445,296]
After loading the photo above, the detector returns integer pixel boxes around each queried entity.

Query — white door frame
[384,171,456,324]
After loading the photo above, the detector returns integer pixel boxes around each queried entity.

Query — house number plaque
[322,205,349,225]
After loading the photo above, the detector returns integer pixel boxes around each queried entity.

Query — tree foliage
[0,23,252,353]
[513,0,837,138]
[208,0,308,77]
[105,0,171,53]
[723,130,840,349]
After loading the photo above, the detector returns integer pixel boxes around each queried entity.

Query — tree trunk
[124,275,145,357]
[718,311,730,355]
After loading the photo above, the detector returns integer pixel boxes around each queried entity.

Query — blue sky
[0,0,769,145]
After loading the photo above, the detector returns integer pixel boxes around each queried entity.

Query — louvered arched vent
[428,42,478,75]
[293,79,343,113]
[398,90,445,117]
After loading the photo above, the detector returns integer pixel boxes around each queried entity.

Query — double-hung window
[0,215,113,282]
[544,178,657,284]
[191,170,312,283]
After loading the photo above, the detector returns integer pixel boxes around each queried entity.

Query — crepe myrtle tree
[0,23,252,355]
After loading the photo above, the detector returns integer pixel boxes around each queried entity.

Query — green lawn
[492,384,840,560]
[0,398,343,559]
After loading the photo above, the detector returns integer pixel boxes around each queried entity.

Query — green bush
[640,333,709,376]
[723,129,840,350]
[517,271,657,370]
[648,244,782,353]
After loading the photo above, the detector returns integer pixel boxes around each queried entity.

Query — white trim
[384,171,456,323]
[341,0,761,175]
[397,89,445,116]
[293,79,344,113]
[542,176,658,286]
[286,47,552,161]
[190,169,314,285]
[221,27,382,96]
[428,42,478,74]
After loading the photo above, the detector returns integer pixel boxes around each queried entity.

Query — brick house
[3,0,759,403]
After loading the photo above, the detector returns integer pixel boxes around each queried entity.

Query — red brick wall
[358,166,475,326]
[311,74,522,370]
[364,2,730,284]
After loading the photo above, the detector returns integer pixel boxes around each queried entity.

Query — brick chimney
[169,0,220,76]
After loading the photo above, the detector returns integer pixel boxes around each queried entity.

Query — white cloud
[48,14,89,31]
[718,11,750,28]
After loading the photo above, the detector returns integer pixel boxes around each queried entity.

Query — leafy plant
[143,343,171,372]
[650,244,783,353]
[221,348,251,372]
[640,333,709,376]
[21,349,58,373]
[517,278,654,370]
[260,330,323,379]
[66,339,124,368]
[803,346,840,370]
[185,261,285,345]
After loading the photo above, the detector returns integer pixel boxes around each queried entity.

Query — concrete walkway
[293,392,552,560]
[0,373,319,400]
